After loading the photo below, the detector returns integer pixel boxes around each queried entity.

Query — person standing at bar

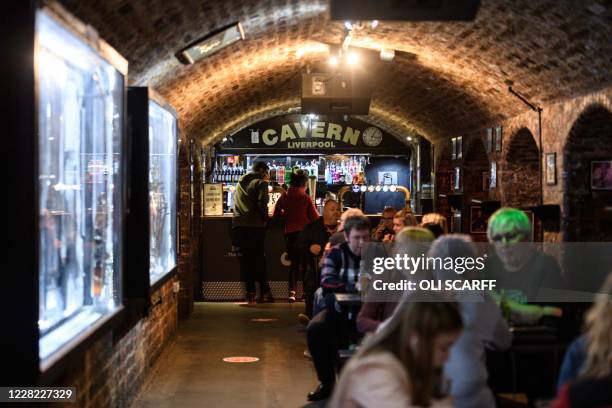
[273,170,319,302]
[370,207,396,242]
[232,161,273,304]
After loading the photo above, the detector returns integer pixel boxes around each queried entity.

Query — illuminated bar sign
[216,114,411,154]
[178,22,245,64]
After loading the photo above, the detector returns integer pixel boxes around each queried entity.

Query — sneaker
[297,313,310,326]
[303,349,312,359]
[288,290,296,303]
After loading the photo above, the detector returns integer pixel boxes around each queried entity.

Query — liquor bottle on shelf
[284,163,292,184]
[277,164,285,184]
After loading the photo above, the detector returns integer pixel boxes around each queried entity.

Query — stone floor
[131,302,325,408]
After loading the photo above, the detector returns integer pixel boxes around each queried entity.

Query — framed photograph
[495,126,503,152]
[470,206,487,234]
[482,171,490,191]
[490,161,497,188]
[451,137,457,160]
[452,166,462,191]
[591,160,612,190]
[546,153,557,185]
[457,136,463,159]
[486,128,493,153]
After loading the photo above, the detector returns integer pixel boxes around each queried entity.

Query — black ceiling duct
[330,0,480,21]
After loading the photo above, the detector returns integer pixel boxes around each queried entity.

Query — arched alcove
[564,105,612,242]
[502,128,541,208]
[462,138,489,240]
[563,105,612,293]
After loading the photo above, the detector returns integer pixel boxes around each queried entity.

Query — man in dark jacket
[296,199,340,319]
[232,161,272,303]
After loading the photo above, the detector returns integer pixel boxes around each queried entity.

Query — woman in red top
[274,170,319,301]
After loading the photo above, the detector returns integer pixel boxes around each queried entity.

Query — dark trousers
[285,231,301,292]
[233,227,270,295]
[303,257,319,318]
[307,309,350,388]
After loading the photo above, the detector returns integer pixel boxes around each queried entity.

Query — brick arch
[59,0,612,148]
[462,138,489,238]
[563,105,612,242]
[501,128,540,208]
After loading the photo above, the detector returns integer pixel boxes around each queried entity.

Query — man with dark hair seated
[306,215,370,401]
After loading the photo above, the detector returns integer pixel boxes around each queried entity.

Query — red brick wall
[444,86,612,243]
[48,278,178,408]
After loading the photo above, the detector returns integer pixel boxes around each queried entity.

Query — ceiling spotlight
[347,52,359,64]
[222,137,228,142]
[406,136,412,141]
[344,21,353,30]
[329,55,339,66]
[371,20,379,28]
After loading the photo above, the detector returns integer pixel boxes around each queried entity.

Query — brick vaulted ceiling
[59,0,612,146]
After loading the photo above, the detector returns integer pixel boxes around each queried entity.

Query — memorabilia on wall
[495,126,503,152]
[591,160,612,190]
[457,136,463,159]
[36,7,126,361]
[546,153,557,185]
[490,161,497,188]
[451,138,457,160]
[470,206,487,233]
[148,100,178,282]
[486,128,493,153]
[482,171,490,191]
[452,166,462,191]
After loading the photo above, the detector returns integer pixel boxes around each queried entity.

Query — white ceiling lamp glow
[329,55,339,66]
[346,51,359,65]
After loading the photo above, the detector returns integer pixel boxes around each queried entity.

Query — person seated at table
[484,207,564,322]
[428,234,513,408]
[326,208,365,250]
[295,199,340,321]
[357,227,435,333]
[371,207,397,242]
[382,208,418,243]
[556,273,612,391]
[328,294,463,408]
[306,215,370,401]
[421,212,449,236]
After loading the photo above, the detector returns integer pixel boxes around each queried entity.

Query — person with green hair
[484,207,564,324]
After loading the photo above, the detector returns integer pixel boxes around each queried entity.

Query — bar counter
[200,213,387,301]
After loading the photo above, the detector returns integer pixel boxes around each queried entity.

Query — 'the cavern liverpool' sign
[215,114,411,154]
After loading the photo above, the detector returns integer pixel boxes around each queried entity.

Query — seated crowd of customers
[289,202,611,407]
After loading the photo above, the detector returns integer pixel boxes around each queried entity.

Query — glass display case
[36,8,126,363]
[148,100,178,283]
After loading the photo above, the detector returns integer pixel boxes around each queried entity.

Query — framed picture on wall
[490,161,497,188]
[482,171,490,191]
[486,128,493,153]
[451,138,457,160]
[495,126,503,152]
[452,166,462,191]
[546,153,557,185]
[457,136,463,159]
[470,206,488,233]
[591,160,612,190]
